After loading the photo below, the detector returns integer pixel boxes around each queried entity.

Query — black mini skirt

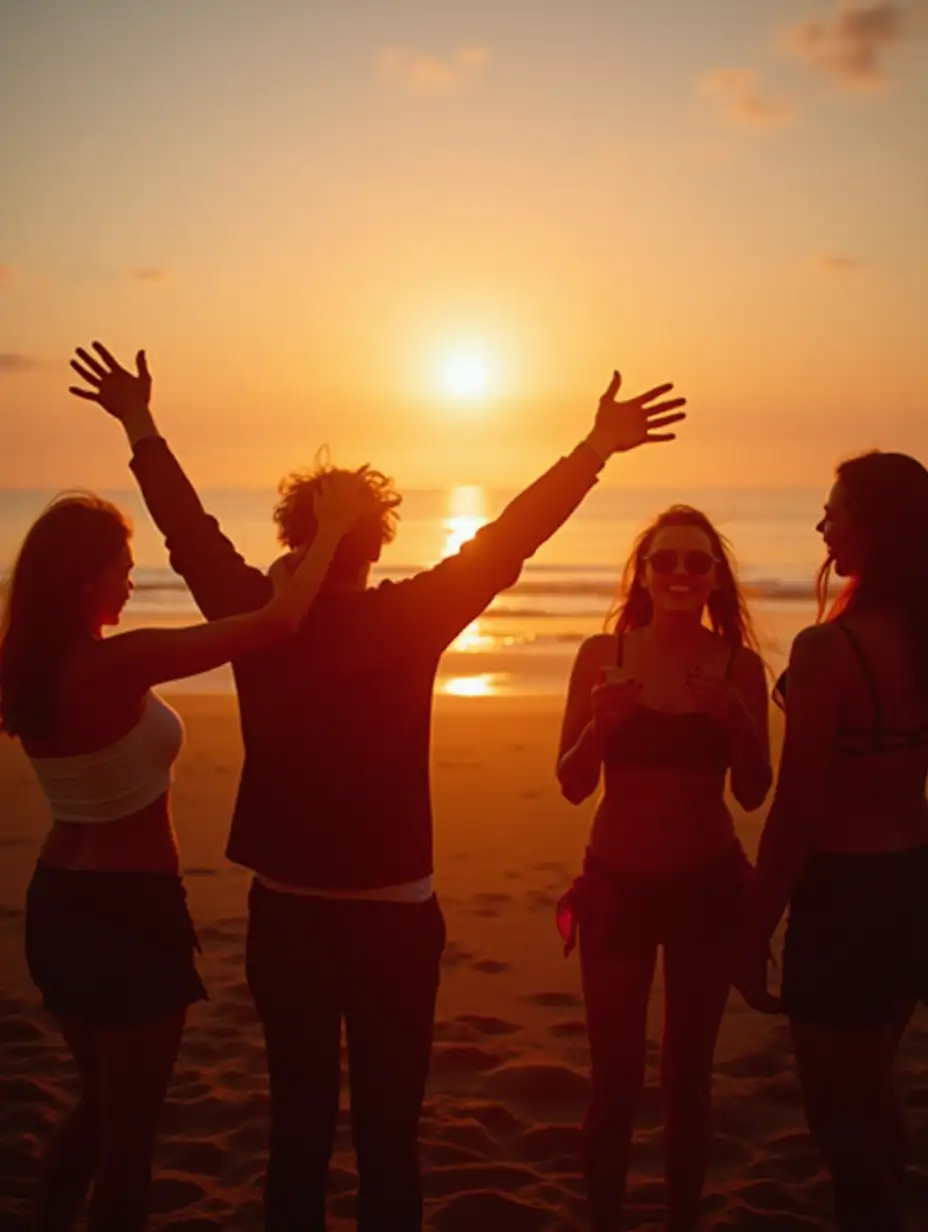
[782,847,928,1028]
[25,861,208,1027]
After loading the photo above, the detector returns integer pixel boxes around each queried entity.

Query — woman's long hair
[816,451,928,694]
[608,504,760,652]
[0,494,131,742]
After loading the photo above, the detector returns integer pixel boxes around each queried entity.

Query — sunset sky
[1,0,926,490]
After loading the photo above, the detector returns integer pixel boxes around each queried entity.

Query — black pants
[245,881,446,1231]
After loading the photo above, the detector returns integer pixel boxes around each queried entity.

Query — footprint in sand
[424,1160,543,1199]
[455,1014,520,1037]
[0,1017,44,1045]
[755,1071,804,1109]
[422,1140,483,1167]
[441,943,476,970]
[518,1122,583,1164]
[524,889,558,911]
[430,1044,505,1075]
[472,959,510,975]
[160,1219,225,1231]
[431,1189,551,1232]
[148,1175,208,1214]
[160,1138,226,1177]
[548,1019,587,1040]
[196,924,239,944]
[716,1048,789,1080]
[444,1098,522,1138]
[470,891,514,920]
[484,1062,590,1104]
[434,1118,498,1155]
[0,1075,62,1105]
[522,991,581,1009]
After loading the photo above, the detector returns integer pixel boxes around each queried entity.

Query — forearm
[273,525,342,627]
[476,439,606,570]
[730,710,772,809]
[128,433,266,618]
[753,805,811,940]
[121,404,161,449]
[557,722,605,803]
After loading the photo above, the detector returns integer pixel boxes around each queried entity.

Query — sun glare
[441,673,502,697]
[443,355,488,399]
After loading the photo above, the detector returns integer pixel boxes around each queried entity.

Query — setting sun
[442,355,488,400]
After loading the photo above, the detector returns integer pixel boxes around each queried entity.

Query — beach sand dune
[2,695,927,1229]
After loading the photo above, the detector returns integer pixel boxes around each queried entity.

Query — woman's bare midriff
[38,794,181,873]
[589,766,737,875]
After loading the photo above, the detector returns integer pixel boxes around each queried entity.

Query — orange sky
[1,1,926,490]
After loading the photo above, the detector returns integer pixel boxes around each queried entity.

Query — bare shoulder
[728,642,768,687]
[574,633,617,670]
[787,623,842,682]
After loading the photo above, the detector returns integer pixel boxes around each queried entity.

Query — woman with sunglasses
[556,505,772,1231]
[748,453,928,1232]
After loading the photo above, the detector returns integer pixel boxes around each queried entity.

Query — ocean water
[0,484,827,697]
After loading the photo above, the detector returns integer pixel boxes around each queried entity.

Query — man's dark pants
[246,881,446,1230]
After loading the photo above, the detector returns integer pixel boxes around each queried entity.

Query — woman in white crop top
[0,342,378,1232]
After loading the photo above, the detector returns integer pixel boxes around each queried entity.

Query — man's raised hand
[590,369,687,457]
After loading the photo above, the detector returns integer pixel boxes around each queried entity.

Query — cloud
[129,267,168,283]
[0,353,41,374]
[698,68,796,129]
[379,45,490,95]
[783,2,912,88]
[816,253,865,272]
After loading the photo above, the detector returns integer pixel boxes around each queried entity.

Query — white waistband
[254,873,434,903]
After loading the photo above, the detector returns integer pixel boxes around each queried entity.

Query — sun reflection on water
[442,486,493,654]
[440,673,503,697]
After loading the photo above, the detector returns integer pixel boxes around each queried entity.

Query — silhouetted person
[3,342,371,1232]
[750,452,928,1232]
[556,506,771,1231]
[70,341,686,1231]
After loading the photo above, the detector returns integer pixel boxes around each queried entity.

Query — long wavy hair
[0,494,131,742]
[817,451,928,694]
[608,504,760,652]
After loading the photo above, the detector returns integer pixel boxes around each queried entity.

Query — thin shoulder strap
[837,621,884,749]
[724,643,737,680]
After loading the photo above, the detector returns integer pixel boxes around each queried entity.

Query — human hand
[733,933,782,1015]
[590,677,641,739]
[587,370,686,458]
[69,342,152,420]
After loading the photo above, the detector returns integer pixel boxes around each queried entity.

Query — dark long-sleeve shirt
[130,436,604,889]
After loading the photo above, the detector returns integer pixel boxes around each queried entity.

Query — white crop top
[28,692,184,823]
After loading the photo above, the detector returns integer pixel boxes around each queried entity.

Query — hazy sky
[1,0,926,490]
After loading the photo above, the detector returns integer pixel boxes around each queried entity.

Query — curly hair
[0,493,132,741]
[817,450,928,694]
[608,504,760,652]
[273,449,401,581]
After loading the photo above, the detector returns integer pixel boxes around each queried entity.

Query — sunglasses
[645,548,717,576]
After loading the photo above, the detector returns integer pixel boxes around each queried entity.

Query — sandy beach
[2,691,928,1230]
